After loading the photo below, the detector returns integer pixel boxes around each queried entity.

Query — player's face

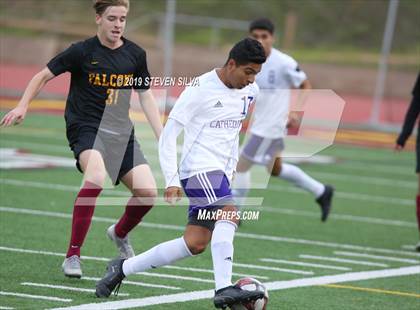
[250,29,274,57]
[96,6,128,44]
[227,60,261,89]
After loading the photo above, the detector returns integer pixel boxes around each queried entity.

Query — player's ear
[95,14,101,25]
[227,59,237,70]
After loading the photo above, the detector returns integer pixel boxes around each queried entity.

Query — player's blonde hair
[93,0,130,16]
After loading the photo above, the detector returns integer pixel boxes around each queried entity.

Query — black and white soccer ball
[230,277,269,310]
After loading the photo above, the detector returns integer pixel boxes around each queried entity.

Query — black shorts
[67,126,148,185]
[187,205,226,232]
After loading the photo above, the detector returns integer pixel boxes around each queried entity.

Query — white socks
[232,171,251,208]
[211,220,237,291]
[122,237,193,276]
[279,163,325,198]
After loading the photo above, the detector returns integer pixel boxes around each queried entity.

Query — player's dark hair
[249,18,275,34]
[93,0,129,16]
[226,38,266,66]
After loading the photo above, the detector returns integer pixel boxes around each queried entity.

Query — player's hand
[164,186,182,205]
[0,106,27,127]
[394,144,404,152]
[286,111,301,129]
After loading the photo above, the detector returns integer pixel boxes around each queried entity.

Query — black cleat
[416,241,420,252]
[316,185,334,222]
[213,285,264,309]
[95,258,125,298]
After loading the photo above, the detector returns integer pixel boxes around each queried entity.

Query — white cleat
[62,255,82,278]
[107,224,135,259]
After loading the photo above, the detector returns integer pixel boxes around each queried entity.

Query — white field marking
[0,246,180,290]
[336,162,413,176]
[2,206,420,259]
[49,265,420,309]
[251,206,417,228]
[0,179,130,197]
[0,307,14,309]
[20,282,129,296]
[162,265,269,280]
[83,277,180,290]
[259,258,352,271]
[299,255,389,267]
[232,263,313,275]
[135,272,214,283]
[0,175,414,209]
[307,171,416,189]
[261,183,413,206]
[0,291,71,302]
[333,251,420,264]
[401,245,417,251]
[2,177,415,228]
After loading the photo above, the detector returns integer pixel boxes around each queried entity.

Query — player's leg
[416,173,420,252]
[62,149,107,278]
[232,134,266,208]
[268,154,334,221]
[107,164,157,258]
[212,205,264,308]
[232,155,253,207]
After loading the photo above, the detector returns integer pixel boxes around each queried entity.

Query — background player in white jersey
[95,38,266,308]
[233,18,334,221]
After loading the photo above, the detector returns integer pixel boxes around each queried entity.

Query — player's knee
[132,188,158,205]
[269,161,282,176]
[187,241,208,255]
[84,171,107,187]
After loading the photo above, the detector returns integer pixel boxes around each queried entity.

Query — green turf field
[0,112,419,309]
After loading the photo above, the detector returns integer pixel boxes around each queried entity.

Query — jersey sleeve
[284,57,307,88]
[47,43,82,76]
[167,86,200,125]
[134,49,151,92]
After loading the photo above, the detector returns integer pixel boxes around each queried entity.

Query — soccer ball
[230,277,269,310]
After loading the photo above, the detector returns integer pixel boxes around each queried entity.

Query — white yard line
[82,277,180,291]
[0,247,180,290]
[333,251,420,264]
[232,263,313,275]
[2,206,420,258]
[0,307,14,309]
[252,206,417,228]
[299,255,389,267]
[259,258,351,271]
[0,176,413,206]
[21,282,129,296]
[135,272,213,283]
[49,265,420,309]
[162,265,269,280]
[0,291,72,302]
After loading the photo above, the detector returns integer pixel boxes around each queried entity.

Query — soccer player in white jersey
[233,18,334,221]
[95,38,266,308]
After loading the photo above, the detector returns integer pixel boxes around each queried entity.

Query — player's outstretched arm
[139,89,163,139]
[159,118,183,205]
[1,67,55,127]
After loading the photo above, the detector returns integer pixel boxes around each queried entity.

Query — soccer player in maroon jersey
[1,0,162,277]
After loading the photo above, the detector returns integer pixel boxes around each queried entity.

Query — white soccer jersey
[250,48,307,139]
[167,69,259,183]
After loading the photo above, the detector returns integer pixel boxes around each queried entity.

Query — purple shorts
[241,134,285,165]
[181,170,235,217]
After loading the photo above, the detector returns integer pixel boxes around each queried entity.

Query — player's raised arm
[159,118,183,205]
[139,89,163,139]
[0,67,55,127]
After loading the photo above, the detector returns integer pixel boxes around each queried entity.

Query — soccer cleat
[95,258,126,298]
[213,285,264,309]
[316,185,334,222]
[62,255,82,278]
[107,224,135,259]
[416,241,420,252]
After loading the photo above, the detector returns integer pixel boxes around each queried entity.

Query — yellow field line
[321,284,420,298]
